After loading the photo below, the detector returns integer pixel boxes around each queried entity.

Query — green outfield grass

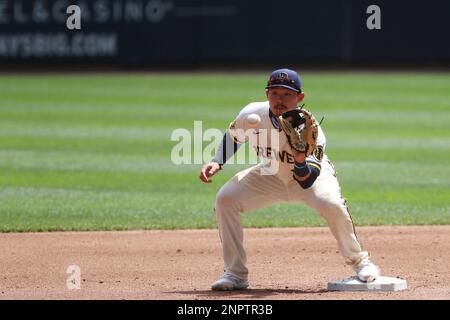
[0,72,449,232]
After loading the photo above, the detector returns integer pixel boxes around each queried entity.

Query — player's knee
[215,190,238,208]
[315,197,345,214]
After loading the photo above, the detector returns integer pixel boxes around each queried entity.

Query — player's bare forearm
[293,151,306,163]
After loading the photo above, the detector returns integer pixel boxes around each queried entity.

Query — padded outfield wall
[0,0,449,67]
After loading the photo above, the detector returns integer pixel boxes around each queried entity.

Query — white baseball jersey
[227,101,326,183]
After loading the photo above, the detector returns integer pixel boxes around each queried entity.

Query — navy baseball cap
[265,68,302,93]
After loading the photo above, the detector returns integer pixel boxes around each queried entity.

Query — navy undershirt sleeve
[293,161,321,189]
[211,131,241,168]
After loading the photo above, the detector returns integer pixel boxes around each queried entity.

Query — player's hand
[199,162,221,183]
[293,151,306,163]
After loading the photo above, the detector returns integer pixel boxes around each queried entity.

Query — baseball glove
[278,106,319,156]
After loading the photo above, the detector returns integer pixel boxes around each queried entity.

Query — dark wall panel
[0,0,449,66]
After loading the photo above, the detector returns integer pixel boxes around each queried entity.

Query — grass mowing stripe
[0,150,193,173]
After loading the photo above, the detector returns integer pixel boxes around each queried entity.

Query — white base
[327,276,407,292]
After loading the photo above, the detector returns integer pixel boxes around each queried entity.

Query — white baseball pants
[214,160,369,280]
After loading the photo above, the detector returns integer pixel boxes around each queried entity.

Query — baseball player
[199,68,380,291]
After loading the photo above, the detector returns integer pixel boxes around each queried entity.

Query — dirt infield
[1,226,449,300]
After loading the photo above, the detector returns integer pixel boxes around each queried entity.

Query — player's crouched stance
[199,69,380,291]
